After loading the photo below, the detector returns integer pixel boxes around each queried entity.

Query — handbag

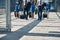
[43,10,47,18]
[43,13,47,18]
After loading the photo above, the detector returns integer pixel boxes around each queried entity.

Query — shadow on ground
[0,19,40,40]
[26,33,60,37]
[0,19,60,40]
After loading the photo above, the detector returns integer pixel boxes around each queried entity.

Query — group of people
[14,0,50,20]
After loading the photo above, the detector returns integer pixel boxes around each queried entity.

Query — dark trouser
[38,10,42,20]
[24,10,29,20]
[35,9,37,14]
[14,11,16,17]
[14,11,19,18]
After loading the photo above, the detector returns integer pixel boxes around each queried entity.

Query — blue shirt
[45,2,50,12]
[15,2,19,12]
[30,2,35,12]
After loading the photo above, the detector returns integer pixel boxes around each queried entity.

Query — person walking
[45,2,50,19]
[38,2,46,20]
[30,0,35,18]
[38,5,42,20]
[35,3,38,14]
[15,0,20,18]
[23,1,31,20]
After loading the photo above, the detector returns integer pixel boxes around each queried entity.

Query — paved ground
[56,12,60,18]
[0,12,60,40]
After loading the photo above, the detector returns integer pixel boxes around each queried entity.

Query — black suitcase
[29,12,32,18]
[43,13,47,18]
[20,14,26,19]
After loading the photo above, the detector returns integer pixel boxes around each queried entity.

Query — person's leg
[16,12,18,18]
[38,11,42,20]
[46,9,49,19]
[47,12,49,19]
[24,10,27,19]
[35,9,37,14]
[16,12,19,18]
[24,10,25,15]
[15,12,18,18]
[31,13,34,18]
[31,13,32,18]
[29,12,31,18]
[32,12,34,18]
[26,11,28,20]
[14,11,17,17]
[40,11,42,20]
[32,13,34,18]
[38,11,40,20]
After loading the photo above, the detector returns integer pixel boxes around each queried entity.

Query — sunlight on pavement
[0,34,7,38]
[11,18,36,32]
[11,26,24,32]
[29,26,60,34]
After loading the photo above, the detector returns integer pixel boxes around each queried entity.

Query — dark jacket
[24,2,31,11]
[38,5,42,11]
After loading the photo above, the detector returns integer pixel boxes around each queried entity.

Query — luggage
[29,12,34,18]
[43,13,47,18]
[29,12,32,18]
[20,14,26,19]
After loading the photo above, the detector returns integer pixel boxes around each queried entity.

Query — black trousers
[24,10,29,20]
[38,10,42,20]
[14,11,19,17]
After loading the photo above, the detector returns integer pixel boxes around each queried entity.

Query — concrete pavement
[0,12,60,40]
[20,12,60,40]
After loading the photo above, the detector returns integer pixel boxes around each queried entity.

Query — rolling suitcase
[29,12,32,18]
[43,10,47,18]
[20,14,26,19]
[43,13,47,18]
